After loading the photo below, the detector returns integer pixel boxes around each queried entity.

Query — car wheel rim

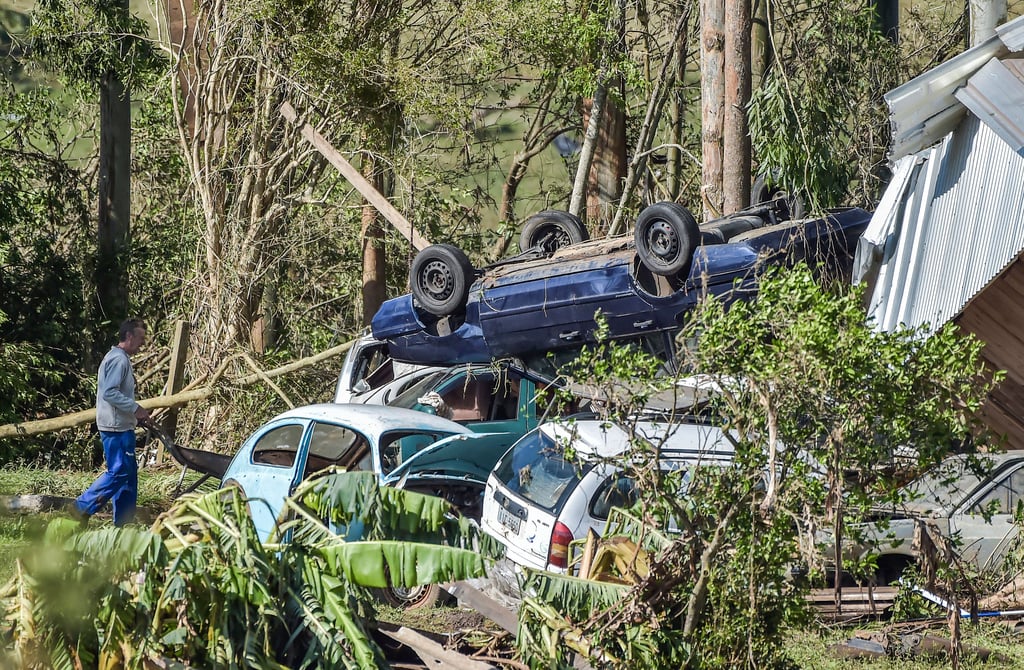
[646,219,678,266]
[420,260,454,302]
[539,225,570,252]
[390,585,428,605]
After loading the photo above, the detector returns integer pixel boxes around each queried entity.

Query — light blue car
[220,403,513,542]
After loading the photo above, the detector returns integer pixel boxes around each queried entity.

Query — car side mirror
[353,379,371,394]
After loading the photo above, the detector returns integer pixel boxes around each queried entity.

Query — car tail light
[548,522,574,569]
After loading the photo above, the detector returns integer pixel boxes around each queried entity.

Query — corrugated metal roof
[885,34,1009,160]
[857,114,1024,333]
[998,13,1024,50]
[954,57,1024,152]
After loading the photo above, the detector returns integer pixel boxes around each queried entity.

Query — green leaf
[319,540,486,588]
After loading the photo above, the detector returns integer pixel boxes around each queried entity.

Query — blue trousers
[76,430,138,526]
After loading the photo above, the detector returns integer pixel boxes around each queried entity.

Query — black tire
[409,244,474,317]
[633,202,700,277]
[873,555,914,587]
[751,173,806,219]
[518,210,588,253]
[374,583,442,610]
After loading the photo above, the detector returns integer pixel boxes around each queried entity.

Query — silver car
[838,451,1024,583]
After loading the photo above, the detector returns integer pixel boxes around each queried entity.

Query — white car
[479,418,735,572]
[333,330,440,404]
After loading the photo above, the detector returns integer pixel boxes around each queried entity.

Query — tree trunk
[570,0,627,222]
[95,0,132,356]
[871,0,899,43]
[166,0,197,136]
[969,0,1006,46]
[607,9,691,236]
[584,84,627,232]
[362,161,387,326]
[569,83,607,220]
[667,20,688,203]
[751,0,772,97]
[700,0,726,220]
[723,0,751,213]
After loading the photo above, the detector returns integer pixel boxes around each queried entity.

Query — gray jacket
[96,346,139,432]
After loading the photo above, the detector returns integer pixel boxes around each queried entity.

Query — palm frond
[291,556,383,670]
[66,526,165,577]
[286,471,474,545]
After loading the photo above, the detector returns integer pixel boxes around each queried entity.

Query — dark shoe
[66,501,91,526]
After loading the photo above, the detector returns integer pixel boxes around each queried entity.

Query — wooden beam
[444,581,519,634]
[0,340,355,439]
[279,101,431,251]
[159,320,191,457]
[377,624,496,670]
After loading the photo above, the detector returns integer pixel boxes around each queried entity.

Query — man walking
[75,318,152,526]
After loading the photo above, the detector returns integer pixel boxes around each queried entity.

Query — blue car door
[235,420,310,541]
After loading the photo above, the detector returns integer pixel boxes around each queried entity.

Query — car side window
[491,377,521,421]
[442,374,495,422]
[379,430,445,475]
[251,424,305,468]
[971,466,1024,515]
[302,421,370,478]
[590,474,638,520]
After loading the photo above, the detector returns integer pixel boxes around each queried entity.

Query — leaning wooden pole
[0,340,356,440]
[160,320,191,454]
[279,101,431,251]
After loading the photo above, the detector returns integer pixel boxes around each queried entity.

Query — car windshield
[898,454,992,515]
[388,371,449,409]
[493,429,590,511]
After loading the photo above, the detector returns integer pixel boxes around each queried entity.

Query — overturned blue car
[372,200,872,368]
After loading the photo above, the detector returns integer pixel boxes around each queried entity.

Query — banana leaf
[319,540,486,588]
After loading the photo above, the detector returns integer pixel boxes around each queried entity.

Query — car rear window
[493,430,588,511]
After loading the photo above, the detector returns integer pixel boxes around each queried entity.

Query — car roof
[540,419,733,461]
[271,403,473,435]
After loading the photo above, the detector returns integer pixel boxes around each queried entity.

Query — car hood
[382,432,514,485]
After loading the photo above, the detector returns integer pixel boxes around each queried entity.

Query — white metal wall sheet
[863,115,1024,333]
[885,34,1009,160]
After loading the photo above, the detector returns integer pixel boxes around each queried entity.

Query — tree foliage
[28,0,163,90]
[747,0,963,209]
[0,79,93,461]
[522,264,998,668]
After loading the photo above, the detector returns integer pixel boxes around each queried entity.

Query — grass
[0,464,208,582]
[785,622,1024,668]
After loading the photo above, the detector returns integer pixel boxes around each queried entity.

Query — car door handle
[559,330,581,341]
[633,319,654,328]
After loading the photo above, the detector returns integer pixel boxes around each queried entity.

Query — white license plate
[497,506,521,533]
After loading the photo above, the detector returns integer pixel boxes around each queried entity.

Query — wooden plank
[158,320,191,460]
[444,581,519,634]
[279,101,431,251]
[808,586,897,621]
[377,625,496,670]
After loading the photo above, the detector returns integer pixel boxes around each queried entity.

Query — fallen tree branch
[0,340,355,439]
